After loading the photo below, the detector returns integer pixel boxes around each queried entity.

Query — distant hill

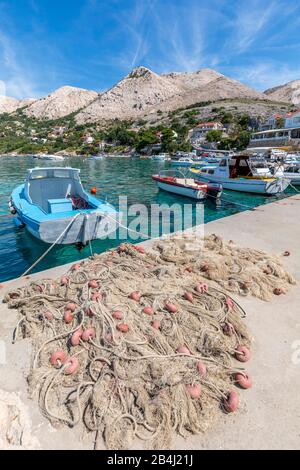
[265,80,300,105]
[24,86,99,120]
[75,66,270,124]
[0,96,35,114]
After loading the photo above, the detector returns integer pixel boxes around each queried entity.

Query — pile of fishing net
[4,234,295,450]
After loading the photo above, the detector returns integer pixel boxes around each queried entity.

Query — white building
[284,110,300,128]
[190,122,226,144]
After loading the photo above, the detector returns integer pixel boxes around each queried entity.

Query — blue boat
[9,167,120,245]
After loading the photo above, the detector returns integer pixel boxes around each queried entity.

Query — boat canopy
[24,168,87,213]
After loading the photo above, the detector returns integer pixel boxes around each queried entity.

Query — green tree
[205,130,223,143]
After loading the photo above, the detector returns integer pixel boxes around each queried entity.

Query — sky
[0,0,300,99]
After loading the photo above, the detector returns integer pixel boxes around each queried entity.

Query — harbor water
[0,155,295,282]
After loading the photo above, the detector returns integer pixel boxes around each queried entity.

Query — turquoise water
[0,156,294,282]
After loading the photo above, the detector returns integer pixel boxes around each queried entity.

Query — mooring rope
[21,212,83,277]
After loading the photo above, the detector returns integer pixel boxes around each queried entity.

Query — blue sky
[0,0,300,99]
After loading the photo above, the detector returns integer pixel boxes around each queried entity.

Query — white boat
[190,155,290,195]
[151,153,171,161]
[87,154,104,161]
[273,164,300,186]
[33,154,65,161]
[9,167,120,245]
[152,170,222,200]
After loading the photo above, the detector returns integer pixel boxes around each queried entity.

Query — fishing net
[4,233,295,450]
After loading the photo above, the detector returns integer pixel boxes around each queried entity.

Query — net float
[88,280,98,289]
[186,384,201,399]
[82,327,96,342]
[235,345,251,363]
[129,292,141,302]
[105,332,121,343]
[235,372,252,389]
[66,302,77,312]
[112,310,123,320]
[165,302,178,313]
[134,245,145,254]
[195,283,208,294]
[61,276,69,286]
[117,323,129,333]
[118,244,127,253]
[143,306,154,315]
[283,251,290,257]
[90,187,97,195]
[222,322,235,336]
[50,350,68,368]
[70,328,83,346]
[85,307,94,317]
[185,266,193,273]
[64,310,74,324]
[223,390,239,413]
[91,292,102,302]
[177,345,190,355]
[71,263,81,271]
[226,297,234,310]
[64,356,79,375]
[196,361,207,378]
[241,281,252,290]
[43,310,54,321]
[273,287,285,295]
[184,292,194,303]
[151,320,161,330]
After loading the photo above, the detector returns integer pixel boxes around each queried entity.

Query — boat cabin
[200,155,269,178]
[24,167,94,214]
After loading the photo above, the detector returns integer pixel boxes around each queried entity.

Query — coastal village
[1,40,300,456]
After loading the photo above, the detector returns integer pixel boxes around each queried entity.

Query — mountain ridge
[0,66,297,123]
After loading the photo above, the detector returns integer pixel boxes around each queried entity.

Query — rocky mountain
[24,86,99,120]
[0,96,35,114]
[75,66,269,124]
[265,80,300,105]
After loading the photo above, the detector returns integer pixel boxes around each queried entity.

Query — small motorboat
[190,155,290,195]
[273,163,300,186]
[87,154,104,161]
[152,171,222,200]
[9,167,120,245]
[151,153,171,161]
[33,154,65,161]
[171,157,203,168]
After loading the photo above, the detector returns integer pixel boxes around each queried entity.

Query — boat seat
[47,198,73,214]
[28,178,76,212]
[184,179,196,185]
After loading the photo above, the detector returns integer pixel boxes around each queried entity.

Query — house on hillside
[259,110,300,131]
[284,110,300,128]
[190,121,226,144]
[83,134,94,144]
[259,114,284,131]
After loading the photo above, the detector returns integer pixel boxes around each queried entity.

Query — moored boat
[190,155,290,195]
[9,167,120,245]
[152,171,222,200]
[151,153,171,161]
[33,154,65,161]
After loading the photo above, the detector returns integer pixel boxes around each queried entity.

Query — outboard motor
[206,183,223,200]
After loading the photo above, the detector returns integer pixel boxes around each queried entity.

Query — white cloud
[0,30,42,98]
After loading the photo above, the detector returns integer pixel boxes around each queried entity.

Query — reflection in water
[0,155,293,281]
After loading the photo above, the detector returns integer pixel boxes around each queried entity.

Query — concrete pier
[1,195,300,450]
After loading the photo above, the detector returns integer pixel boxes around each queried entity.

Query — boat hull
[22,210,121,244]
[193,172,289,194]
